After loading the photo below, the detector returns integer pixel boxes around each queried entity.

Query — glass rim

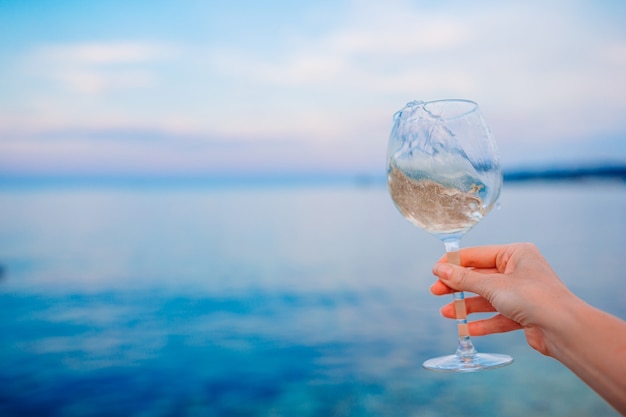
[395,99,479,122]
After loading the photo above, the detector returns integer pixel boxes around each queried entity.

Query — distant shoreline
[0,164,624,189]
[503,164,626,182]
[356,164,626,186]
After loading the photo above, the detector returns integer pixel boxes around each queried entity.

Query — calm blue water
[0,180,624,416]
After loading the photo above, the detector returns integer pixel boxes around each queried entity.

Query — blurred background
[1,0,625,180]
[0,1,625,416]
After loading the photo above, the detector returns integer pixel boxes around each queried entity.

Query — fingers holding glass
[440,297,521,336]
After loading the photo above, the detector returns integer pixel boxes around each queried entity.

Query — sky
[1,0,625,179]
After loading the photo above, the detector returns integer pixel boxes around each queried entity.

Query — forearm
[545,300,626,416]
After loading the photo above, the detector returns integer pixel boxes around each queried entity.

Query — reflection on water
[0,181,624,416]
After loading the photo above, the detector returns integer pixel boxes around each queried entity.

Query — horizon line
[0,163,625,189]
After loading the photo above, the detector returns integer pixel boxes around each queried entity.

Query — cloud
[25,42,179,94]
[54,68,157,94]
[0,127,342,176]
[36,42,174,64]
[208,8,473,90]
[205,1,626,145]
[2,1,625,176]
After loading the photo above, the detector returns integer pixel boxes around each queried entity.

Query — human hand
[431,242,626,414]
[430,242,578,356]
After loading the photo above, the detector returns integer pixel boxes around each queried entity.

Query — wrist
[537,295,591,359]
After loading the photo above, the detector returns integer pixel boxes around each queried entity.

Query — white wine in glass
[387,99,513,372]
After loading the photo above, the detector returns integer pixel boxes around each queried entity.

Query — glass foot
[423,353,513,373]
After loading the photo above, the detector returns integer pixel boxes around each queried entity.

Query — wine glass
[386,99,513,372]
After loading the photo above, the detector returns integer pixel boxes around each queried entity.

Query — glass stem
[444,239,477,358]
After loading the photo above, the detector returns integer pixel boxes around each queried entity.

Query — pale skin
[430,242,626,416]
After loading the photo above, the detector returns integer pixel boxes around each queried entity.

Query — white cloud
[203,1,626,146]
[25,41,178,94]
[36,42,175,64]
[327,17,471,55]
[56,69,157,94]
[208,7,472,91]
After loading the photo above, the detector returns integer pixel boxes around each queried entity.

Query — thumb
[433,263,488,295]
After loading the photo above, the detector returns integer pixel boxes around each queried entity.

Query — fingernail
[434,263,453,279]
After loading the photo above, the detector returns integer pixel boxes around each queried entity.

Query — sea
[0,177,624,416]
